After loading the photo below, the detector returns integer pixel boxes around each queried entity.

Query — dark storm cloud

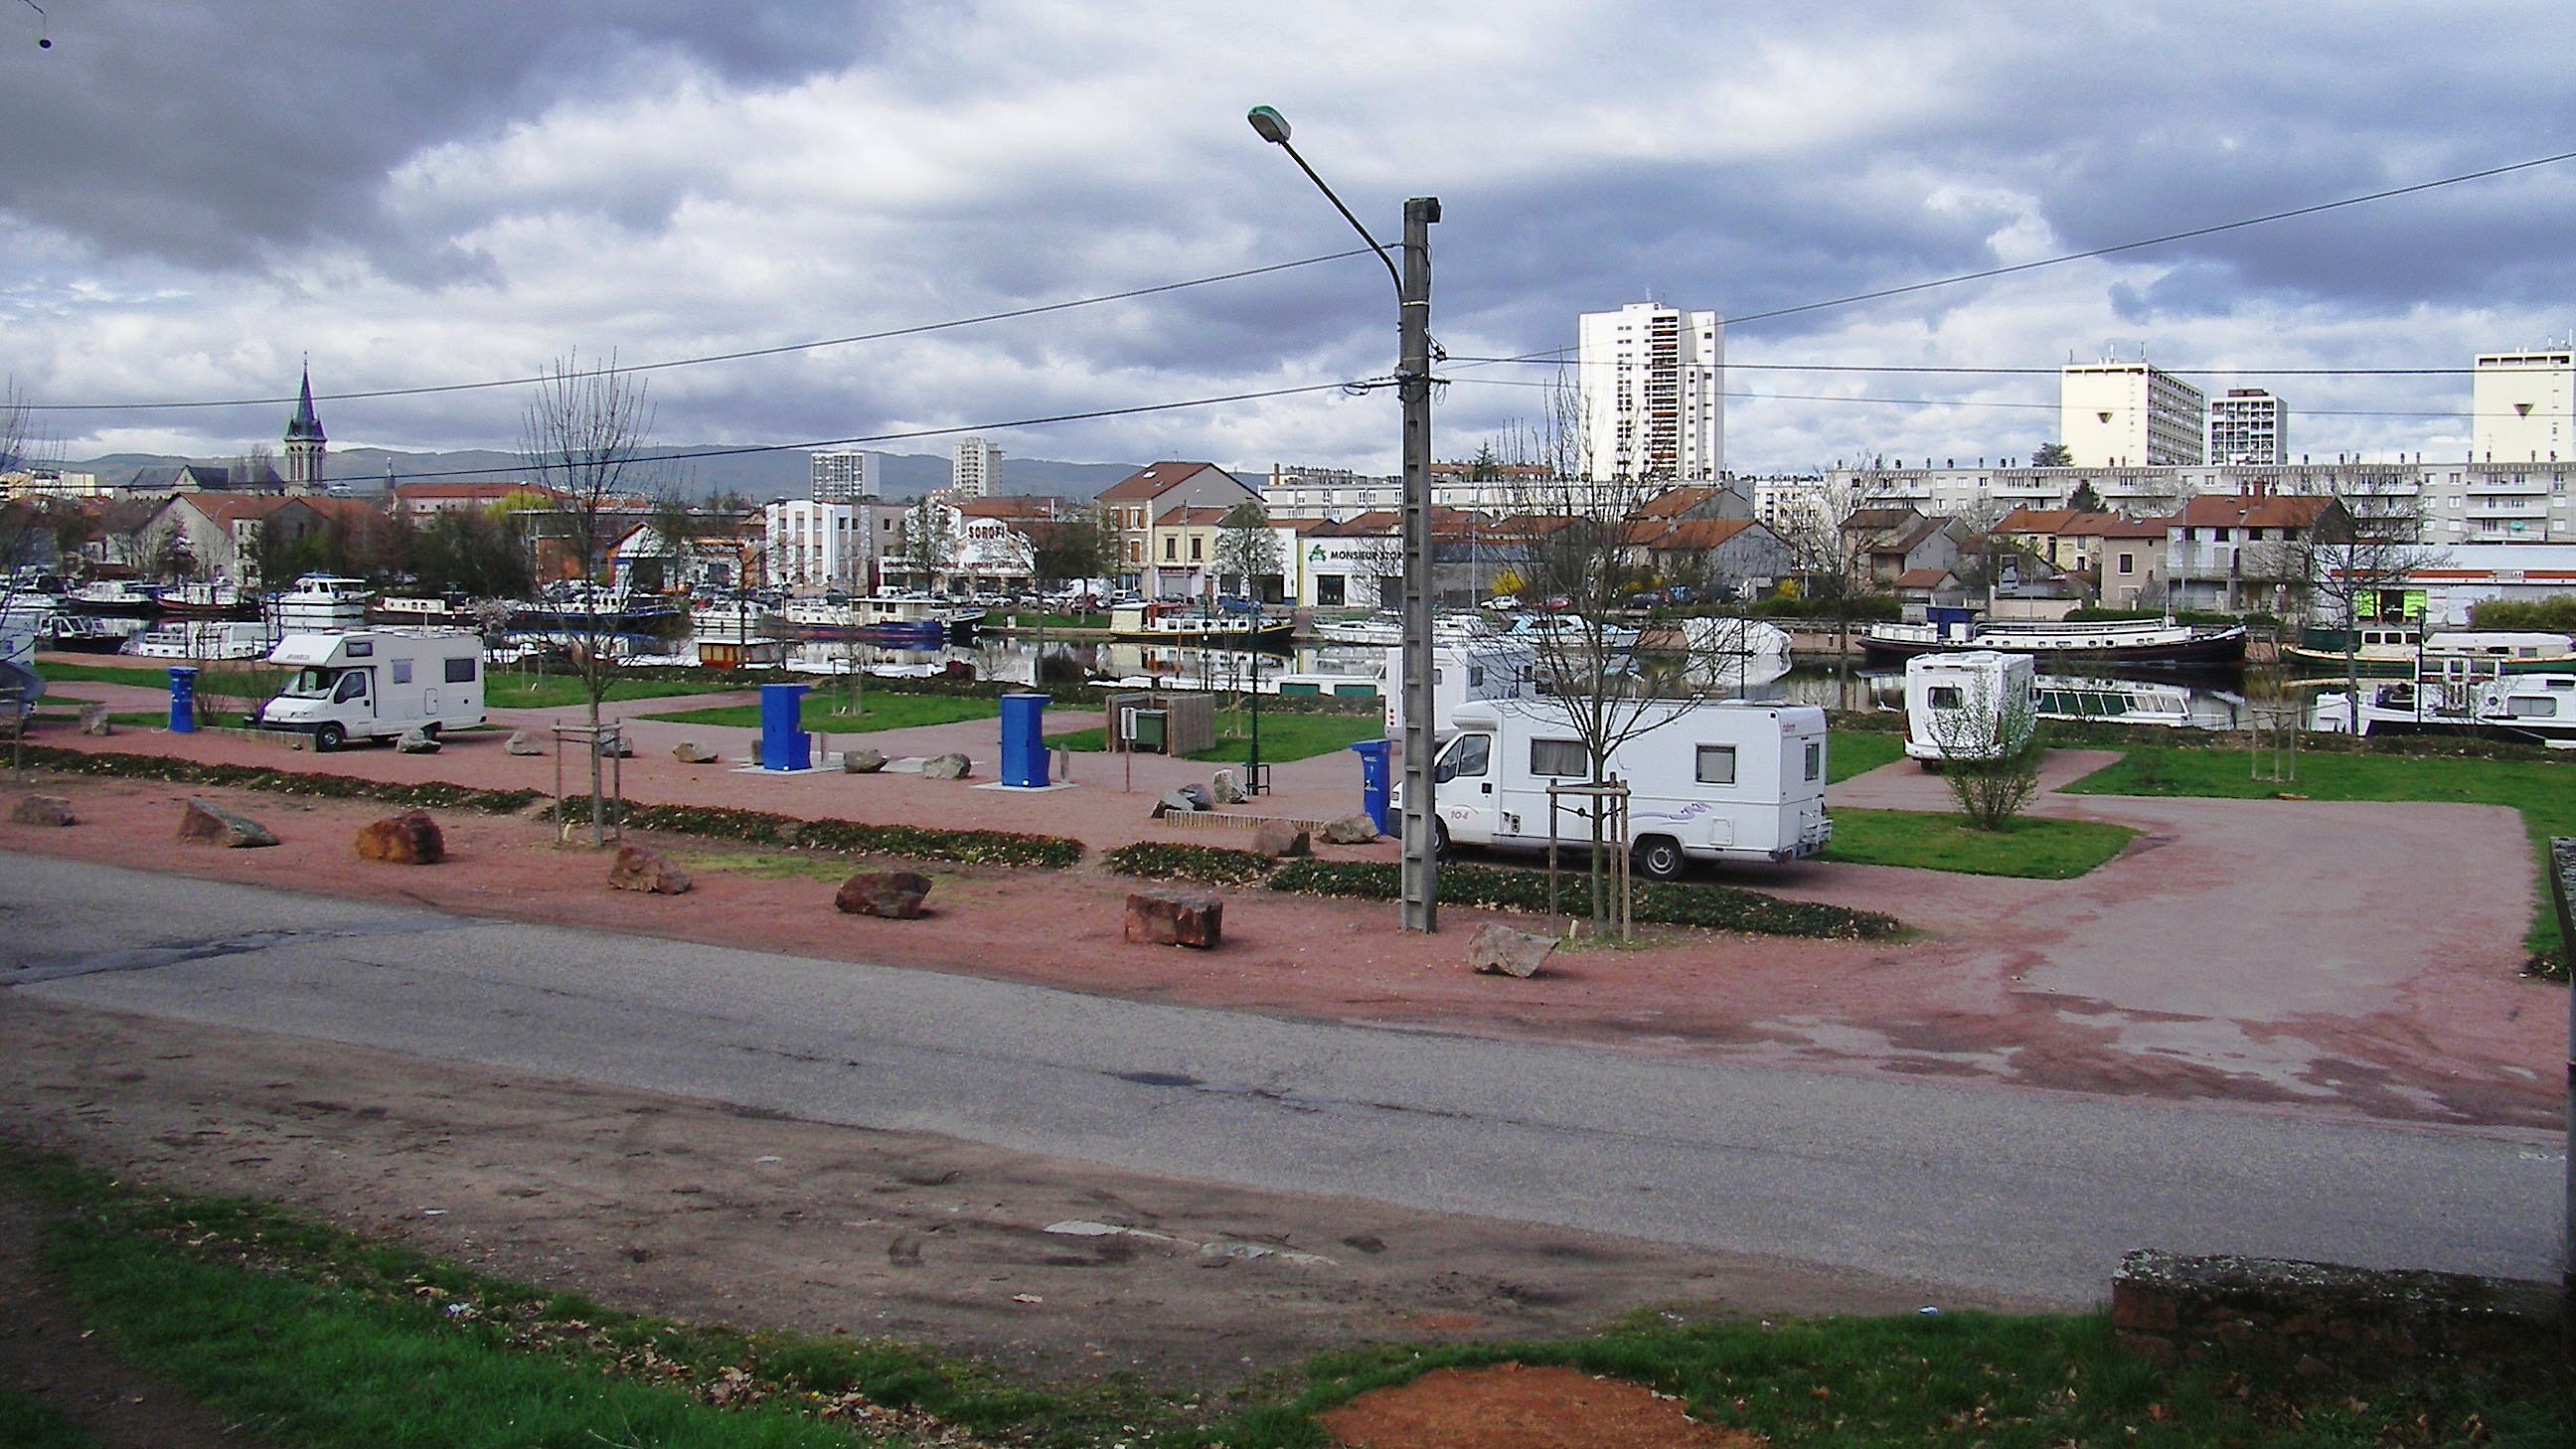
[0,0,881,273]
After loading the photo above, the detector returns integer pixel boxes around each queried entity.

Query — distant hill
[65,448,1147,504]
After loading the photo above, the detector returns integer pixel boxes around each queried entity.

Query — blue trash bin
[167,665,199,734]
[1348,737,1391,835]
[999,692,1049,787]
[757,682,811,770]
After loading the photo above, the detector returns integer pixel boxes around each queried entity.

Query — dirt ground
[0,687,2564,1444]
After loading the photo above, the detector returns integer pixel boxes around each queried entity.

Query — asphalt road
[3,850,2562,1305]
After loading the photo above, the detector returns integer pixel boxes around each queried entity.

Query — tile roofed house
[1093,461,1253,586]
[393,480,565,517]
[2166,491,2347,612]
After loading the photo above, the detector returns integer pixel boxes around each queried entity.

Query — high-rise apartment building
[2060,362,2206,467]
[2205,388,2288,466]
[951,437,1003,500]
[1575,302,1723,481]
[808,449,879,503]
[2472,349,2574,462]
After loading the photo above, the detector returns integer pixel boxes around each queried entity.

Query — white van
[257,630,485,750]
[1411,698,1832,878]
[1902,651,2036,765]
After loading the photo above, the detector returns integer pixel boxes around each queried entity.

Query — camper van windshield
[280,668,338,699]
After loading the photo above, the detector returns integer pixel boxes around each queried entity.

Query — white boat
[268,574,374,634]
[1861,615,2247,667]
[2286,625,2576,676]
[1498,612,1641,651]
[1310,611,1498,647]
[122,620,274,660]
[2342,671,2576,746]
[2029,675,2198,728]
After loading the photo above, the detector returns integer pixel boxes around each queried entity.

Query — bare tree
[1772,471,1883,695]
[522,353,662,842]
[1212,500,1281,601]
[894,496,953,593]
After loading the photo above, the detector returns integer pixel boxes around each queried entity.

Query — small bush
[1102,842,1275,886]
[551,797,1085,869]
[1268,859,1901,939]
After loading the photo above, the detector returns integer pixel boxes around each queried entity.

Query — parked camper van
[1382,640,1539,740]
[257,629,484,750]
[1902,651,2036,766]
[1408,698,1832,878]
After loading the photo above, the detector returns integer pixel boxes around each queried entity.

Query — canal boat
[1858,614,2247,668]
[1109,601,1293,649]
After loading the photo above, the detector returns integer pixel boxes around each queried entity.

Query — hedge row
[14,745,543,814]
[1266,858,1903,940]
[1101,841,1276,886]
[553,797,1084,870]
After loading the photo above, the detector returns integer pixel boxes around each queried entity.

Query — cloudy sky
[6,0,2574,478]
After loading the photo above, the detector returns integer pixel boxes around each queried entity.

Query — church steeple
[284,358,326,491]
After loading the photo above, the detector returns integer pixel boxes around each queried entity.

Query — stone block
[396,727,442,753]
[841,746,887,774]
[608,843,692,894]
[1151,788,1204,819]
[836,870,931,919]
[672,740,721,764]
[1125,888,1222,949]
[1320,812,1381,845]
[921,752,972,780]
[79,702,111,735]
[11,794,75,827]
[1250,819,1311,859]
[178,796,276,849]
[1468,923,1557,978]
[355,810,445,865]
[504,730,545,756]
[1208,768,1245,804]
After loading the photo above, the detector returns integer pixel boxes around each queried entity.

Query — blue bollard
[167,665,199,733]
[757,682,811,770]
[1349,737,1391,835]
[998,692,1049,787]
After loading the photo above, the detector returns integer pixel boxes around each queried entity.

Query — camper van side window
[346,640,373,657]
[1695,745,1736,785]
[1928,685,1963,709]
[1529,738,1584,777]
[392,659,412,684]
[444,656,477,684]
[1805,741,1823,781]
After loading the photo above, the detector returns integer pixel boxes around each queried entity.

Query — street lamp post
[1248,104,1441,932]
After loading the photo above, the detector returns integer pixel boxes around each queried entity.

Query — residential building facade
[1576,301,1723,481]
[807,449,880,504]
[2206,388,2287,465]
[950,437,1002,500]
[1092,461,1256,589]
[2472,349,2573,462]
[2060,362,2206,466]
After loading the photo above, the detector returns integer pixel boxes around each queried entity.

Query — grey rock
[11,794,75,827]
[1320,812,1381,845]
[1249,820,1310,859]
[920,751,972,780]
[672,740,721,764]
[1208,768,1246,805]
[1468,923,1558,979]
[505,730,545,756]
[79,702,111,735]
[177,796,277,849]
[595,733,634,758]
[396,727,441,754]
[1151,787,1209,819]
[841,746,888,774]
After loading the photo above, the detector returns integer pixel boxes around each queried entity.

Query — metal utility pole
[1247,104,1442,931]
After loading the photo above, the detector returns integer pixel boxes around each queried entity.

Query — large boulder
[178,796,276,849]
[1124,888,1223,949]
[504,730,545,756]
[79,702,111,736]
[920,752,972,780]
[595,733,634,758]
[1320,812,1382,845]
[1208,768,1246,805]
[841,746,888,774]
[835,870,932,919]
[1250,819,1311,859]
[608,843,692,895]
[355,810,445,865]
[1468,923,1558,979]
[396,727,442,754]
[1150,786,1208,819]
[671,740,721,764]
[11,794,76,827]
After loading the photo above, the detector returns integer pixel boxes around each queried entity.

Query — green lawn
[638,693,1000,733]
[1820,807,2138,879]
[1829,729,1906,782]
[2064,744,2576,961]
[25,663,173,688]
[481,673,746,710]
[1047,707,1383,763]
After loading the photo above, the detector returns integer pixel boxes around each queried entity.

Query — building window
[1164,537,1177,561]
[2118,553,2134,575]
[1190,537,1204,562]
[1316,574,1345,606]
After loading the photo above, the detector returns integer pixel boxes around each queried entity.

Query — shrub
[550,797,1086,869]
[1267,859,1902,939]
[1102,842,1275,886]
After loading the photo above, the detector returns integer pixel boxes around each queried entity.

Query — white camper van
[1382,640,1539,740]
[1411,698,1832,878]
[257,629,485,750]
[1902,650,2036,765]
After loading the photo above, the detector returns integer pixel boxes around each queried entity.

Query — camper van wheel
[313,723,346,752]
[1432,819,1454,864]
[1633,835,1687,881]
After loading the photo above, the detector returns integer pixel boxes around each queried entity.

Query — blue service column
[167,666,199,734]
[757,682,811,770]
[1349,737,1391,835]
[998,692,1049,787]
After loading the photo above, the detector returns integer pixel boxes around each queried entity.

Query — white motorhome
[1902,651,2036,765]
[1382,640,1539,740]
[257,629,484,750]
[1411,698,1832,878]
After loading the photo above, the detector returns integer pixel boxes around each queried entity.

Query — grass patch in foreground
[1049,707,1382,763]
[1820,808,2137,879]
[0,1386,96,1449]
[1271,858,1902,939]
[640,693,999,733]
[481,673,744,710]
[1828,728,1907,782]
[2064,743,2576,963]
